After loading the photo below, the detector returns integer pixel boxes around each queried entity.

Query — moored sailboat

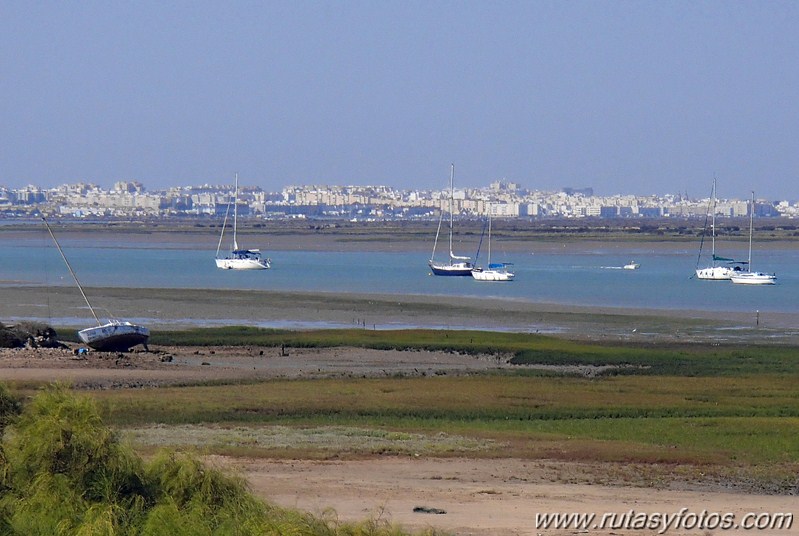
[215,173,271,270]
[429,164,474,276]
[730,192,776,285]
[695,178,741,280]
[472,208,514,281]
[42,217,149,351]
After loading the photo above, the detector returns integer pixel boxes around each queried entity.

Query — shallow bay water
[2,240,795,315]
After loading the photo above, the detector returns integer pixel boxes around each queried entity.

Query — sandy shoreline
[3,285,798,345]
[6,224,799,253]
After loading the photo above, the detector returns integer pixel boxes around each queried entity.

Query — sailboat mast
[431,197,444,261]
[747,191,754,271]
[487,206,492,265]
[710,178,716,265]
[41,217,101,325]
[215,197,231,258]
[232,173,239,251]
[448,163,454,263]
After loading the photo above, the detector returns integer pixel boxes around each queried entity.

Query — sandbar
[2,285,798,345]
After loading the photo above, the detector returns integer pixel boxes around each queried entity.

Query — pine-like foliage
[0,385,148,535]
[0,384,20,435]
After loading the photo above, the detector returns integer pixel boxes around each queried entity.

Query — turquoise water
[1,242,796,315]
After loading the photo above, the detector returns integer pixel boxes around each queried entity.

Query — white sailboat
[42,217,149,351]
[730,192,776,285]
[472,208,514,281]
[429,164,474,276]
[215,173,271,270]
[695,178,741,280]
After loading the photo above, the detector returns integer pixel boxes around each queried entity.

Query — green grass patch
[509,346,799,376]
[123,424,498,457]
[144,327,799,377]
[94,374,799,425]
[148,326,553,354]
[86,373,799,470]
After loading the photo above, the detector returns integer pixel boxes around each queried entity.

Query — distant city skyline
[7,177,798,221]
[0,176,799,203]
[4,178,796,209]
[2,2,798,200]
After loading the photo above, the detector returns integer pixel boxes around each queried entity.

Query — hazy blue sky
[2,1,798,200]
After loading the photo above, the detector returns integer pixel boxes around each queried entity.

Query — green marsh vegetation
[7,327,799,493]
[63,327,798,493]
[147,326,799,377]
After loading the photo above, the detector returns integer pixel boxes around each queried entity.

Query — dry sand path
[233,457,798,536]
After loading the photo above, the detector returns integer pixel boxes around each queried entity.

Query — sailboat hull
[215,256,270,270]
[730,272,776,285]
[472,268,514,281]
[78,321,150,351]
[429,261,473,276]
[695,266,736,280]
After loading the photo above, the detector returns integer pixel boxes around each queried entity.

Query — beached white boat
[429,164,474,276]
[730,192,776,285]
[77,321,150,352]
[42,217,149,351]
[695,178,741,280]
[215,173,271,270]
[472,209,514,282]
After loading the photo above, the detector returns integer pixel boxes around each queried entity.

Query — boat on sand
[42,217,149,351]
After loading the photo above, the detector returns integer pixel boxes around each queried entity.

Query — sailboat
[695,178,741,280]
[42,217,149,351]
[429,164,474,276]
[730,192,776,285]
[472,208,514,281]
[215,173,271,270]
